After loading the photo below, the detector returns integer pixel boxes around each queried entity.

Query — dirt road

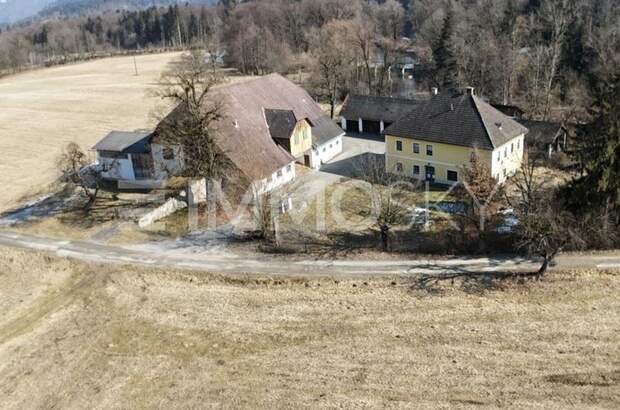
[0,231,618,277]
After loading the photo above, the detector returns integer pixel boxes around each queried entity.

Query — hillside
[0,0,216,23]
[0,0,56,24]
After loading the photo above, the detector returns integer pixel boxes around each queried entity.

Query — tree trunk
[380,228,389,252]
[537,254,550,277]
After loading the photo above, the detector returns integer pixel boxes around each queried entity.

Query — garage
[346,119,359,133]
[340,94,419,138]
[362,120,381,134]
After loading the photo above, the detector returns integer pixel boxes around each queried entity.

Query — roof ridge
[471,94,499,149]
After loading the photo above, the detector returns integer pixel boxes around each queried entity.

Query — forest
[1,0,618,124]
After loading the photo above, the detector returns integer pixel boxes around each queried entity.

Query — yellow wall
[385,134,498,184]
[289,120,313,157]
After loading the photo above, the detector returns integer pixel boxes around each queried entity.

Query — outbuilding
[339,94,419,136]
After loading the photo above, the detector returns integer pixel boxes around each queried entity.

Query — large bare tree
[154,50,225,180]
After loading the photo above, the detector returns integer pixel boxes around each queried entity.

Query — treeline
[1,0,619,122]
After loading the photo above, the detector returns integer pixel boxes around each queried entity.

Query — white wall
[312,135,344,168]
[151,143,182,179]
[255,161,296,194]
[98,153,135,180]
[491,134,525,183]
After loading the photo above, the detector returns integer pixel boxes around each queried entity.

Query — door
[346,120,359,133]
[362,120,381,134]
[424,165,435,182]
[132,154,155,180]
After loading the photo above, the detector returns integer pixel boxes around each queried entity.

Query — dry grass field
[0,52,181,213]
[1,246,618,409]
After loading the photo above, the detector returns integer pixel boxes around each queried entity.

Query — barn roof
[156,74,337,181]
[385,91,529,150]
[340,94,420,123]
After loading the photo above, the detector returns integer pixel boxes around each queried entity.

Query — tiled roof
[518,119,565,146]
[384,92,529,150]
[158,74,334,181]
[265,109,298,142]
[311,115,345,146]
[339,94,420,123]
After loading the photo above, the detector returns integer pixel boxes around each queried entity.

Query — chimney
[431,87,439,96]
[465,86,475,96]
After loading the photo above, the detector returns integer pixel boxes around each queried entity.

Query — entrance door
[424,165,435,182]
[362,120,381,134]
[346,120,359,133]
[132,154,154,180]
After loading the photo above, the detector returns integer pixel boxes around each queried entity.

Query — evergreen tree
[432,4,458,89]
[566,69,620,219]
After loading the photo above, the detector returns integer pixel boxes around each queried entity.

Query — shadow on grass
[409,266,541,295]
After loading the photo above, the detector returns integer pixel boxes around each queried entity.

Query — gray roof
[518,119,566,146]
[312,115,345,146]
[92,131,152,152]
[340,94,420,123]
[265,109,298,142]
[384,92,529,150]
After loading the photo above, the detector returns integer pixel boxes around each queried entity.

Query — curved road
[1,231,620,277]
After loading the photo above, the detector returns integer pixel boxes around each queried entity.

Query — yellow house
[264,108,313,158]
[384,88,528,184]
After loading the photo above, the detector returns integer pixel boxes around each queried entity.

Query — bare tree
[353,155,411,251]
[153,50,225,180]
[538,0,573,119]
[453,152,505,236]
[508,160,578,277]
[56,142,102,211]
[307,20,354,118]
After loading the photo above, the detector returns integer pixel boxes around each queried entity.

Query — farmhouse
[384,87,529,184]
[339,94,419,135]
[93,74,343,192]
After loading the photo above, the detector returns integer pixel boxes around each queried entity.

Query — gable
[385,92,528,150]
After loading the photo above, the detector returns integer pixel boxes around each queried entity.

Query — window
[99,150,127,159]
[277,170,283,178]
[396,140,403,151]
[447,170,458,182]
[162,147,175,160]
[413,143,420,154]
[395,162,403,172]
[517,139,520,149]
[426,145,433,156]
[329,144,333,149]
[497,152,501,162]
[413,165,420,175]
[511,143,514,153]
[287,164,292,173]
[322,147,326,152]
[504,148,507,158]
